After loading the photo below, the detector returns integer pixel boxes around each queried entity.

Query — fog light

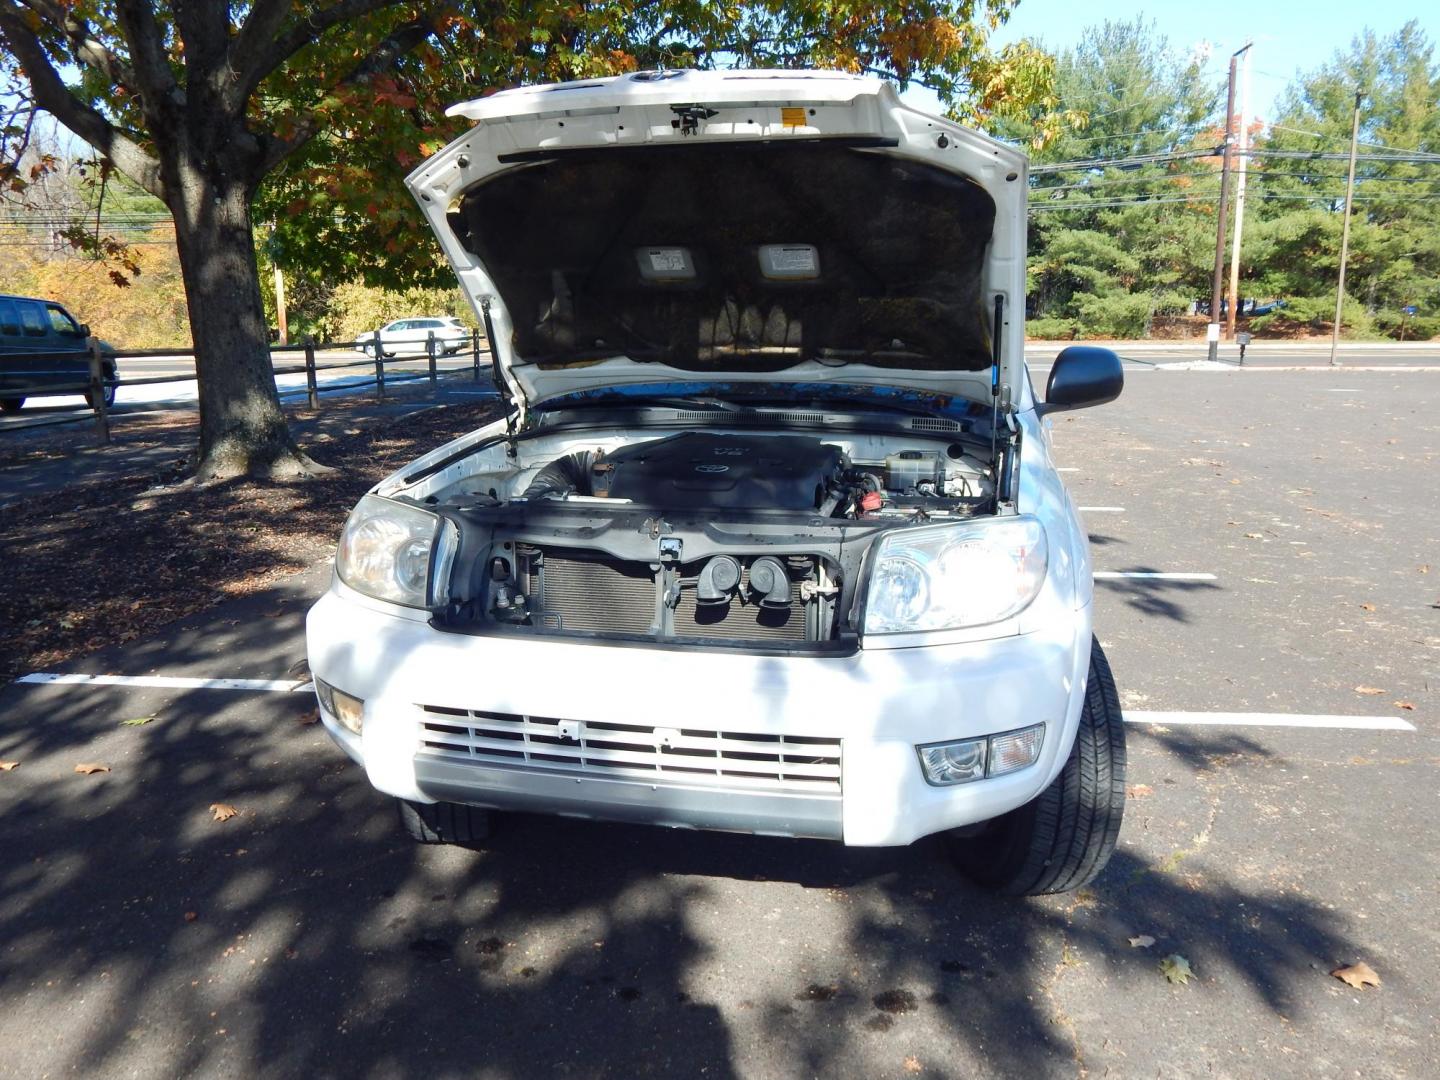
[988,725,1044,776]
[917,738,988,786]
[314,677,364,736]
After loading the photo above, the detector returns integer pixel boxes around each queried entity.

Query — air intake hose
[522,450,599,499]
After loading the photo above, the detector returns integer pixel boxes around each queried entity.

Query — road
[0,346,489,433]
[1026,341,1440,370]
[1,366,1437,1078]
[4,341,1436,436]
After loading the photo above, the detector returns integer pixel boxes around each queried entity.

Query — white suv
[307,70,1128,895]
[354,316,469,357]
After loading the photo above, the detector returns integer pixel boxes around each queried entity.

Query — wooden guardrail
[1,327,496,442]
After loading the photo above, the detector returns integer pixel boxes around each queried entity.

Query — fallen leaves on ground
[0,760,19,771]
[1354,686,1387,695]
[1159,954,1194,985]
[298,708,320,726]
[1393,701,1415,711]
[904,1057,923,1074]
[119,714,157,726]
[1331,962,1381,990]
[209,803,239,822]
[1129,935,1156,949]
[74,762,110,775]
[1359,603,1376,611]
[1126,784,1154,799]
[183,911,198,922]
[0,399,502,682]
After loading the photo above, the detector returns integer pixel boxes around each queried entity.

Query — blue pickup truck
[0,294,118,412]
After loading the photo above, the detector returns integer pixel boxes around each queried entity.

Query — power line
[1031,146,1440,174]
[1242,148,1440,163]
[1029,190,1440,212]
[1030,146,1224,174]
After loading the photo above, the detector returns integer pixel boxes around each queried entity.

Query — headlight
[864,516,1047,634]
[336,494,457,607]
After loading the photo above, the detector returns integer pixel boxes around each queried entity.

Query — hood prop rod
[480,296,520,458]
[990,293,1004,474]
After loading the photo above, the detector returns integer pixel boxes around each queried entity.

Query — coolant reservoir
[884,451,946,492]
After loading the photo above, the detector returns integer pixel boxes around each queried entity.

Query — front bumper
[306,585,1093,846]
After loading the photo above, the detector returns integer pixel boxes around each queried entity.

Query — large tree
[1,1,1067,481]
[1003,19,1223,337]
[1244,22,1440,336]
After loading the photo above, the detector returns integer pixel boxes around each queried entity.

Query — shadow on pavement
[0,669,1364,1078]
[1096,570,1222,623]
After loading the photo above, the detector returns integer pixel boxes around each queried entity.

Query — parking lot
[1,360,1437,1078]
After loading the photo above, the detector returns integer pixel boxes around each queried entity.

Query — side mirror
[1037,345,1123,416]
[78,323,91,337]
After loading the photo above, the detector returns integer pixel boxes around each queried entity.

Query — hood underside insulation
[449,140,996,375]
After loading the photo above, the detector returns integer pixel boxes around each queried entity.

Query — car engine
[427,428,995,651]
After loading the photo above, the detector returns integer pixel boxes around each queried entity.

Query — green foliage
[1018,18,1440,340]
[326,281,474,343]
[1024,316,1076,340]
[1239,21,1440,339]
[1013,19,1224,337]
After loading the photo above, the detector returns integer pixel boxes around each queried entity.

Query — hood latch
[671,105,718,136]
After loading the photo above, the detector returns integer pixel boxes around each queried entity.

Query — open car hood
[405,69,1028,414]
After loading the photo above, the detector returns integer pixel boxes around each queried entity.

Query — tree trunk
[170,168,325,481]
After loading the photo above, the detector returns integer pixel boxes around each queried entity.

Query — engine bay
[420,425,1001,651]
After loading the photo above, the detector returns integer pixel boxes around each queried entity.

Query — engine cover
[599,433,847,510]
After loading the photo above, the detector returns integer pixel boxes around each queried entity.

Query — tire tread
[397,799,491,845]
[949,637,1127,895]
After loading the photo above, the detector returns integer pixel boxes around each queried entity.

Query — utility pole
[1207,42,1249,363]
[1329,91,1363,367]
[273,262,289,346]
[269,223,289,346]
[1226,43,1252,339]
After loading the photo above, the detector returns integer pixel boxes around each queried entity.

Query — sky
[979,0,1436,122]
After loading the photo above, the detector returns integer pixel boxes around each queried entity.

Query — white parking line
[1127,710,1416,732]
[1093,571,1217,581]
[12,672,1417,732]
[1056,467,1080,472]
[14,673,312,693]
[1079,506,1125,513]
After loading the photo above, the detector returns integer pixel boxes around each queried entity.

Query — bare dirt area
[0,399,500,680]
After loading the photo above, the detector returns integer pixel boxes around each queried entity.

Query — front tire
[947,637,1126,896]
[397,798,492,846]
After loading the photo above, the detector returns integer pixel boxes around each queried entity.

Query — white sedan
[354,316,470,357]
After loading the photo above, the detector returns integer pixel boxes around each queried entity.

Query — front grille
[418,706,842,792]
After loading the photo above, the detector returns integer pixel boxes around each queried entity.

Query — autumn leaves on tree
[0,1,1065,481]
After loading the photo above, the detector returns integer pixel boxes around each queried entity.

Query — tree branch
[229,0,409,112]
[112,0,181,110]
[15,0,142,94]
[172,0,231,102]
[257,9,443,173]
[0,3,167,199]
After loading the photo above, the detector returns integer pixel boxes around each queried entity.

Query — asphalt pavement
[1,364,1437,1078]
